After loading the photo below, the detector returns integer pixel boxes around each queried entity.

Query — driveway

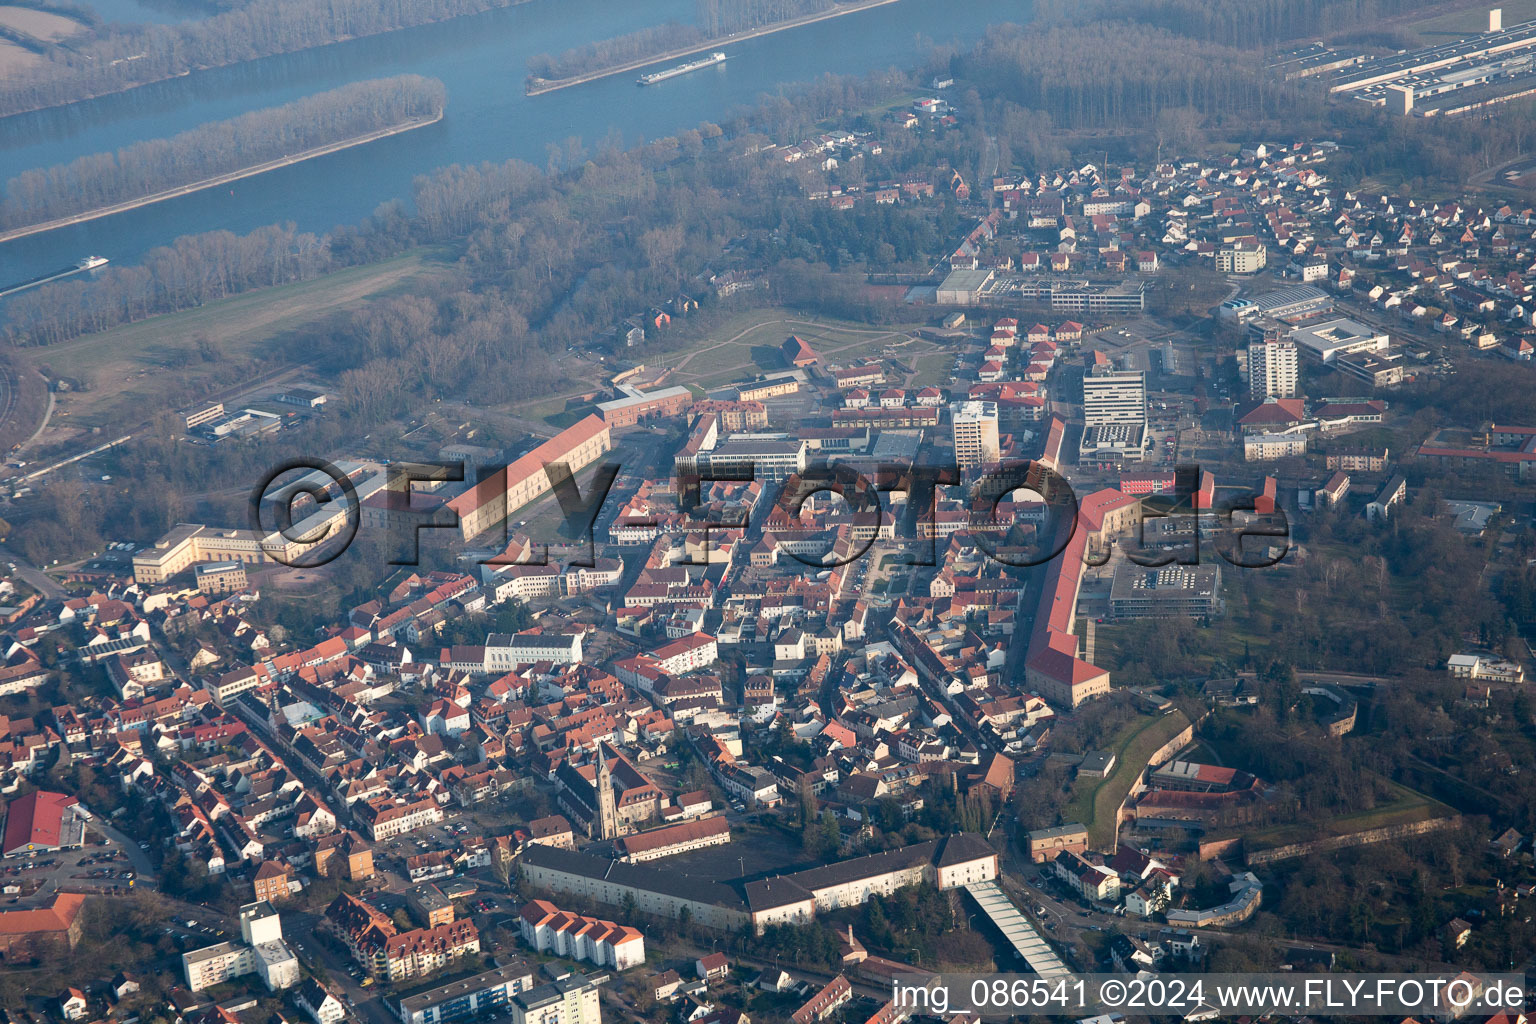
[0,545,63,598]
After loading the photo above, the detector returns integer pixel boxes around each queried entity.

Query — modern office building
[1288,318,1389,363]
[1081,368,1147,462]
[1083,368,1146,429]
[692,435,810,483]
[1108,564,1224,619]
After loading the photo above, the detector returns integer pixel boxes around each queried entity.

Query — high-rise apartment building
[950,401,1001,472]
[1248,338,1299,399]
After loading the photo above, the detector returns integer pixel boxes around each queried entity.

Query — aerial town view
[0,0,1535,1022]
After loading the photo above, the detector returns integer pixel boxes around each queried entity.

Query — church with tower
[552,741,663,839]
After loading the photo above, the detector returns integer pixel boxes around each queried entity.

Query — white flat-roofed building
[1448,653,1525,684]
[1245,433,1310,461]
[1217,242,1268,274]
[253,940,300,990]
[1082,369,1147,461]
[240,901,283,945]
[182,938,297,992]
[509,974,607,1024]
[183,942,252,991]
[184,402,225,430]
[694,435,808,483]
[1083,369,1146,428]
[1289,318,1389,363]
[484,632,583,672]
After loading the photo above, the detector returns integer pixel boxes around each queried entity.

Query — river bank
[0,113,443,244]
[525,0,902,95]
[0,0,533,120]
[0,0,1019,283]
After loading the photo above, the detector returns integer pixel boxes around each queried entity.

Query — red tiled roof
[0,892,84,935]
[1,791,77,855]
[448,415,608,518]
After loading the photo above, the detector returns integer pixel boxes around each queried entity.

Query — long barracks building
[518,832,997,934]
[447,415,612,540]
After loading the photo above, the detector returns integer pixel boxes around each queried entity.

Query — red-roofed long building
[1024,489,1140,707]
[447,415,612,540]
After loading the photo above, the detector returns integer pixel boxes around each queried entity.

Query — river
[0,0,1025,284]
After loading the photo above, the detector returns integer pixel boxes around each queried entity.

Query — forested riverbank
[527,0,835,83]
[0,0,513,117]
[0,76,445,232]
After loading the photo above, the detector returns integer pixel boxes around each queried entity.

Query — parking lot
[1,820,143,901]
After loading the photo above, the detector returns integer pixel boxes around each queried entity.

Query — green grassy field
[1406,0,1536,42]
[645,309,924,390]
[509,308,933,429]
[1064,710,1192,849]
[32,250,449,429]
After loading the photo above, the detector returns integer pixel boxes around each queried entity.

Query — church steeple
[595,742,619,841]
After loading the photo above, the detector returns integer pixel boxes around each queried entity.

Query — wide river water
[0,0,1026,283]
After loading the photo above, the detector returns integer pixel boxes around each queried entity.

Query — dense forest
[697,0,833,35]
[527,23,706,82]
[1033,0,1431,49]
[961,22,1308,131]
[0,75,445,229]
[527,0,832,81]
[0,0,512,117]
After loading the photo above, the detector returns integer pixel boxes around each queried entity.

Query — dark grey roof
[775,839,939,894]
[513,972,609,1012]
[520,833,996,915]
[742,876,815,912]
[519,843,748,911]
[396,962,533,1014]
[936,832,997,868]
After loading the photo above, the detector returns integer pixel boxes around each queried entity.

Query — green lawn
[911,350,954,384]
[33,249,449,429]
[644,308,924,389]
[1406,0,1536,42]
[1064,710,1192,849]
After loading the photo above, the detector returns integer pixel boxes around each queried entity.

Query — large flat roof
[519,843,749,910]
[1,791,78,856]
[397,961,533,1013]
